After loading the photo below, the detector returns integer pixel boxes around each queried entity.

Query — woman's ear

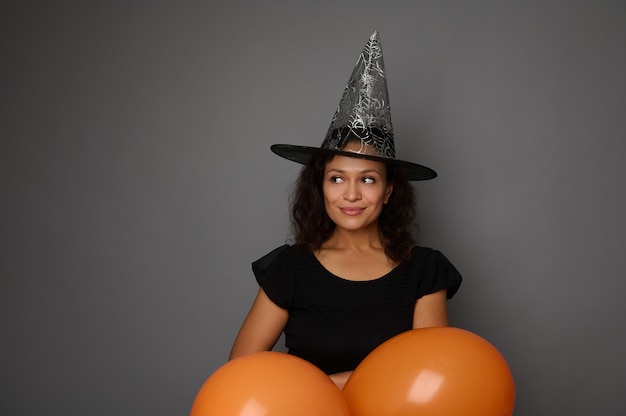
[384,183,393,204]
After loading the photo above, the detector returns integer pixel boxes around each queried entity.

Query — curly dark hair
[290,152,417,264]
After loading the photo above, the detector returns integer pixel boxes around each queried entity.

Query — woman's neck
[323,225,385,251]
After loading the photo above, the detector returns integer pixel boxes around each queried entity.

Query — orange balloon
[343,327,515,416]
[190,352,351,416]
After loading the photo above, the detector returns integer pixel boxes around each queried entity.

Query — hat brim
[270,144,437,181]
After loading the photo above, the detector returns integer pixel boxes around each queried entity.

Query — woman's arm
[413,288,449,328]
[329,371,352,390]
[229,288,289,360]
[331,289,449,390]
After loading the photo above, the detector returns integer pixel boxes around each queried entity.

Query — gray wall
[2,1,625,415]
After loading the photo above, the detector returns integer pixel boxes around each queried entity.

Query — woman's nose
[343,183,362,201]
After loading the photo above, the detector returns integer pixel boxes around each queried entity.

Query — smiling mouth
[340,207,366,216]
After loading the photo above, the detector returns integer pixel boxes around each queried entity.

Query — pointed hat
[271,31,437,181]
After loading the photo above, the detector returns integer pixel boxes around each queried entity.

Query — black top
[252,245,462,374]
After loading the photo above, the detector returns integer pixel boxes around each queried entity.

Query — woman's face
[322,153,393,233]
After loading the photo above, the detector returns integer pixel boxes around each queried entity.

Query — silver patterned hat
[271,31,437,181]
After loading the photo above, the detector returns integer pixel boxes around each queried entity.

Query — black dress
[252,245,462,375]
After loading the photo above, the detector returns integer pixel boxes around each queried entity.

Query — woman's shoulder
[409,245,457,266]
[407,246,459,275]
[253,244,292,268]
[252,244,310,272]
[409,245,462,299]
[254,243,313,259]
[409,245,436,260]
[256,244,292,259]
[251,245,302,310]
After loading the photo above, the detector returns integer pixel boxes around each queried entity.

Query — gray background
[2,1,625,415]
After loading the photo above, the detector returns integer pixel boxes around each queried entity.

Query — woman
[229,32,461,389]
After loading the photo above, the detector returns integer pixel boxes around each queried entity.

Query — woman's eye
[362,177,375,184]
[330,176,344,184]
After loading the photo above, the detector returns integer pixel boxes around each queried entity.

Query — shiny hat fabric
[271,31,437,181]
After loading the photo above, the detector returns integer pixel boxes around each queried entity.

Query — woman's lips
[340,207,365,216]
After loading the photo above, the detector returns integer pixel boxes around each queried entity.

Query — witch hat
[271,31,436,181]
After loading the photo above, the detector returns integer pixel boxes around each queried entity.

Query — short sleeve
[251,245,295,310]
[415,249,462,300]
